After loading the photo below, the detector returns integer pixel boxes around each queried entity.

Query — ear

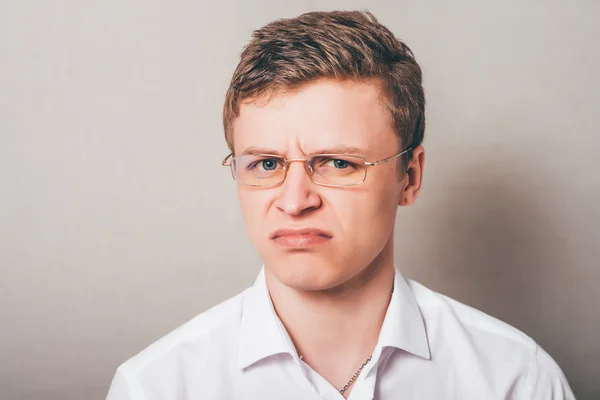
[398,145,425,207]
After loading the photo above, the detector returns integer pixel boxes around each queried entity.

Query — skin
[232,78,425,397]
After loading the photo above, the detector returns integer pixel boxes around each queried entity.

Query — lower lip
[273,234,331,248]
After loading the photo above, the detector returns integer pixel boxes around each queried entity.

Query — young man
[107,10,574,400]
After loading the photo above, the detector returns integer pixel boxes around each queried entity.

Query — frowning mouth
[270,228,333,249]
[270,228,332,239]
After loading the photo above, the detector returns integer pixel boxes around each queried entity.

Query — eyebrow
[238,145,368,157]
[238,147,285,156]
[309,145,366,156]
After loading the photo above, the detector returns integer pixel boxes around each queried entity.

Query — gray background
[1,1,598,399]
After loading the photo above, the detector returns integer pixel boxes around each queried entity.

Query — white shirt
[106,267,575,400]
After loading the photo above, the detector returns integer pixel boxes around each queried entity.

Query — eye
[311,156,361,174]
[247,157,281,171]
[332,159,349,169]
[320,158,354,169]
[261,159,278,171]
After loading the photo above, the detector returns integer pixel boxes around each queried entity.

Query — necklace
[296,285,391,394]
[299,353,373,395]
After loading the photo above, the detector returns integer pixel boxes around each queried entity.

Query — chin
[265,252,349,291]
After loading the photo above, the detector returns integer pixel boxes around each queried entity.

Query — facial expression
[232,79,410,292]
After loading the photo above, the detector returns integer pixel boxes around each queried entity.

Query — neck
[264,238,395,393]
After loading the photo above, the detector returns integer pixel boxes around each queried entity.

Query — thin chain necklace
[299,353,373,395]
[297,284,392,395]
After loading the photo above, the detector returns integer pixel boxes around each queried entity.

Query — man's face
[233,79,408,292]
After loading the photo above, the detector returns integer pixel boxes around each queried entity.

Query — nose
[273,160,321,216]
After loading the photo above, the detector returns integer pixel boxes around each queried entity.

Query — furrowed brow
[308,145,367,156]
[238,147,285,156]
[238,145,368,157]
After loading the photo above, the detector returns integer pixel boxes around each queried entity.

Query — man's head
[223,11,426,292]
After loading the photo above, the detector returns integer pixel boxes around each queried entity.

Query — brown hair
[223,10,425,170]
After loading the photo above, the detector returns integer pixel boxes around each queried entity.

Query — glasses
[221,147,412,188]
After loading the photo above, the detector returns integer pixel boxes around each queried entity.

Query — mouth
[270,228,333,249]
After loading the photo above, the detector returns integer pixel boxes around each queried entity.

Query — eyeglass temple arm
[222,153,233,166]
[366,147,413,166]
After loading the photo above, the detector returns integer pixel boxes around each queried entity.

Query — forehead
[232,79,397,156]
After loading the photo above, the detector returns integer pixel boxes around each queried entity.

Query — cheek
[237,190,270,234]
[356,199,397,264]
[330,186,398,232]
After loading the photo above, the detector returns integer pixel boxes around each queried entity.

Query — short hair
[223,10,425,171]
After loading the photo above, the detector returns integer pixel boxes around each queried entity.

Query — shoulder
[406,279,574,399]
[407,279,536,349]
[116,288,249,380]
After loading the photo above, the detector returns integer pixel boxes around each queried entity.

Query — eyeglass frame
[221,147,413,188]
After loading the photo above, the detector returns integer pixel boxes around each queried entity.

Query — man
[106,10,574,400]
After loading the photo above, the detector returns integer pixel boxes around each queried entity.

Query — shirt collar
[376,267,431,360]
[237,266,430,370]
[238,268,293,369]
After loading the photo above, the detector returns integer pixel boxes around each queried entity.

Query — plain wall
[1,1,598,399]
